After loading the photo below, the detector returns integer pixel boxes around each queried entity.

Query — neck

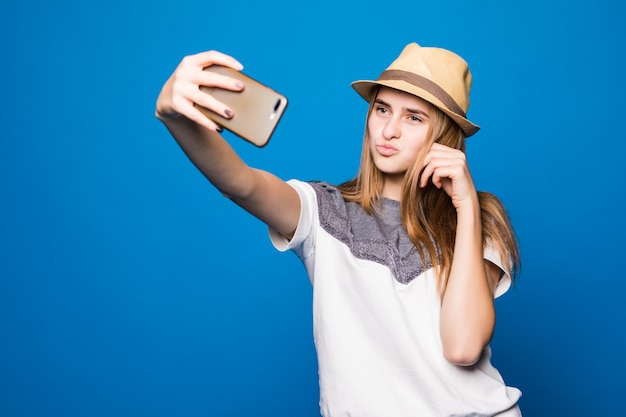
[382,174,403,201]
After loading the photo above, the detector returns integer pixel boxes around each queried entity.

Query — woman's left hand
[419,143,478,210]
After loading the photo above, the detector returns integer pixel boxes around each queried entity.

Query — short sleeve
[483,244,512,298]
[268,180,317,260]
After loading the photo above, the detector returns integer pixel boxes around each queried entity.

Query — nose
[382,117,401,141]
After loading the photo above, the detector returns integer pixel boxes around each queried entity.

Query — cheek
[405,135,429,162]
[408,135,427,153]
[366,120,379,146]
[366,117,377,135]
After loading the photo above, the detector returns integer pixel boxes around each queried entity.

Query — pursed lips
[376,143,399,156]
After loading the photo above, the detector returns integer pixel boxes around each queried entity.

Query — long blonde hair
[338,94,520,292]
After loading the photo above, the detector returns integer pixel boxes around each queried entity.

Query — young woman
[156,43,522,417]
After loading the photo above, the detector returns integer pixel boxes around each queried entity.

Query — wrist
[455,194,480,216]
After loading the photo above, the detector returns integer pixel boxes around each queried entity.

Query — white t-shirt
[270,180,522,417]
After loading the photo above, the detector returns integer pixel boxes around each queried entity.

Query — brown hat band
[378,69,466,118]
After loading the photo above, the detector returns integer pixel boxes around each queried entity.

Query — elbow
[442,341,486,367]
[440,310,495,367]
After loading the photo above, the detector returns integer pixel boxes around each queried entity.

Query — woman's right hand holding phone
[154,50,301,240]
[155,50,244,132]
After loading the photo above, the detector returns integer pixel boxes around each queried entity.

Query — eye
[375,106,389,114]
[409,114,423,122]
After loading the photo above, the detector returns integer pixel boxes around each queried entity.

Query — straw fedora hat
[351,43,480,137]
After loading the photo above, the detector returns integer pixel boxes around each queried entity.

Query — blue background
[1,0,625,415]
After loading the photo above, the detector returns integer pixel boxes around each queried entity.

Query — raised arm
[420,143,500,366]
[155,50,300,238]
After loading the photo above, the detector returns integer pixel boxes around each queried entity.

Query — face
[367,87,432,179]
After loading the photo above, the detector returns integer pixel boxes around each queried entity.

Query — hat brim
[351,79,480,137]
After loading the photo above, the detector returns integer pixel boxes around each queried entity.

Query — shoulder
[307,181,356,220]
[309,181,342,201]
[288,180,344,205]
[285,179,355,229]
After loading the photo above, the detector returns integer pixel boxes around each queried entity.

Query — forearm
[439,199,495,366]
[158,114,300,238]
[160,114,256,199]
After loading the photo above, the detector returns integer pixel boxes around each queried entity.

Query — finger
[420,169,431,188]
[196,70,245,92]
[420,152,445,187]
[176,100,222,132]
[421,159,456,188]
[434,165,455,188]
[419,162,432,188]
[174,64,242,92]
[427,143,466,162]
[192,86,235,119]
[170,76,233,120]
[423,151,467,175]
[169,81,224,130]
[183,50,244,71]
[426,149,461,163]
[420,164,444,188]
[431,170,442,188]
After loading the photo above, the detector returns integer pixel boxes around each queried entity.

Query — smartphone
[196,65,288,147]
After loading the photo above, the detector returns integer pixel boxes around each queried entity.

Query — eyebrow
[374,98,430,118]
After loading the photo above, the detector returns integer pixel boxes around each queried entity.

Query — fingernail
[235,81,244,89]
[216,126,224,133]
[224,109,233,118]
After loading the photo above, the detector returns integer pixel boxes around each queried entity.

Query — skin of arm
[155,50,300,239]
[420,143,501,366]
